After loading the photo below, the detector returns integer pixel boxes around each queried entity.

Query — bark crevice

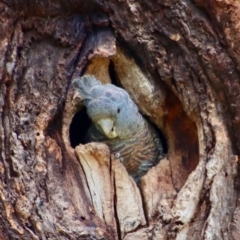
[0,0,239,239]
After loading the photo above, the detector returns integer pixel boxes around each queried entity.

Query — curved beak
[97,118,117,138]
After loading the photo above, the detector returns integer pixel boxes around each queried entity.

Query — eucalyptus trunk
[0,1,239,239]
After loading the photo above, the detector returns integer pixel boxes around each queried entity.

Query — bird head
[73,76,142,139]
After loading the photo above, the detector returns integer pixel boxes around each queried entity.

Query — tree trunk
[0,0,239,239]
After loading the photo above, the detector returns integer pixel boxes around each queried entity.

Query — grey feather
[72,75,101,100]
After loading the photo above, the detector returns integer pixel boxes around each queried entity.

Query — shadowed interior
[69,107,91,147]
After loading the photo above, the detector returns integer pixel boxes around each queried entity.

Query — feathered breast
[88,119,163,182]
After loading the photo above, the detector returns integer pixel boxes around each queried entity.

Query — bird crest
[72,75,101,100]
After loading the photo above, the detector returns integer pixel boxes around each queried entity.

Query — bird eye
[117,108,120,114]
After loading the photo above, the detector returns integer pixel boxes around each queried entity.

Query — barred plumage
[89,120,163,182]
[73,75,163,182]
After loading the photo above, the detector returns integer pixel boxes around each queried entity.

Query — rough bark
[0,0,239,239]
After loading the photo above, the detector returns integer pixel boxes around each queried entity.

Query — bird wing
[87,119,163,182]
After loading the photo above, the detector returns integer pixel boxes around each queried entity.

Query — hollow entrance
[69,107,91,148]
[69,55,168,153]
[68,47,199,190]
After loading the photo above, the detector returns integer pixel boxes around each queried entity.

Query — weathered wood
[0,0,239,239]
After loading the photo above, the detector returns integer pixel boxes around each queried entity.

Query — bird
[73,75,163,182]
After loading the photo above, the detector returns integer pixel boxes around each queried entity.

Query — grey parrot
[73,75,163,182]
